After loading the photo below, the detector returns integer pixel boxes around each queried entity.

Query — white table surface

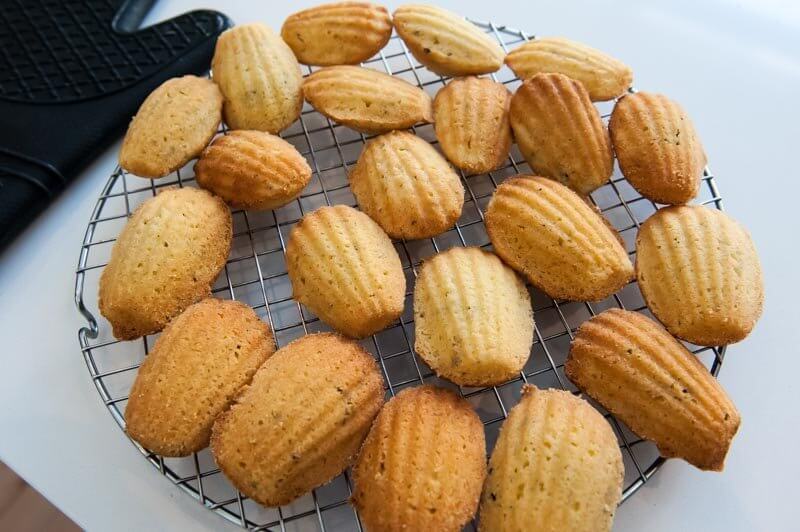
[1,0,798,530]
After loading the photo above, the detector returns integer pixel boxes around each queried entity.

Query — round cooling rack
[75,20,728,532]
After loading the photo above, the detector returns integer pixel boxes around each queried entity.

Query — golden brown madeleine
[99,188,232,340]
[393,4,503,76]
[212,23,303,133]
[636,205,764,345]
[566,309,740,471]
[610,92,707,205]
[479,385,623,532]
[281,2,392,66]
[119,76,222,178]
[125,299,274,457]
[505,37,632,102]
[414,247,533,386]
[352,385,486,531]
[286,205,405,337]
[303,66,433,133]
[433,77,512,174]
[194,130,312,210]
[510,73,613,194]
[349,131,463,239]
[211,333,384,506]
[486,176,633,301]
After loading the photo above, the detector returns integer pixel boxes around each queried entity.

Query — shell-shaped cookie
[352,385,486,531]
[349,131,464,239]
[636,205,764,345]
[505,37,632,102]
[433,77,512,175]
[393,4,504,76]
[414,247,533,386]
[610,92,707,205]
[486,176,633,301]
[194,130,312,210]
[99,188,232,340]
[125,299,274,457]
[566,309,740,471]
[119,76,222,178]
[303,66,433,133]
[479,385,623,532]
[281,2,392,66]
[286,205,405,337]
[212,23,303,133]
[211,333,384,506]
[510,73,613,194]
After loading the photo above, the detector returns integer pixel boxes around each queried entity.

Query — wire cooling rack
[75,20,728,532]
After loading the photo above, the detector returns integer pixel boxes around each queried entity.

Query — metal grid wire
[75,21,728,531]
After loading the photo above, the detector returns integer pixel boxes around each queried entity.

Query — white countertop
[1,0,798,530]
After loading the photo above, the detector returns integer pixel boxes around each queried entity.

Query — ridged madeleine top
[610,92,707,205]
[211,333,384,506]
[286,205,406,338]
[393,4,504,76]
[98,187,232,340]
[119,75,222,178]
[636,205,764,345]
[433,76,512,175]
[510,73,613,194]
[349,131,464,239]
[479,385,623,532]
[194,130,312,210]
[125,298,274,457]
[505,37,632,101]
[212,23,303,133]
[566,309,740,471]
[303,66,433,133]
[281,2,392,65]
[352,385,486,532]
[486,176,634,301]
[414,247,533,386]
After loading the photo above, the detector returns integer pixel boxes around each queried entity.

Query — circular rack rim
[75,19,728,531]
